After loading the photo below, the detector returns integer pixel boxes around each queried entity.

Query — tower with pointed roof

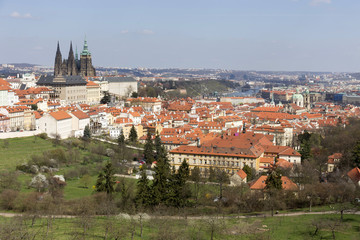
[67,42,78,76]
[54,42,63,76]
[53,38,96,77]
[79,37,96,77]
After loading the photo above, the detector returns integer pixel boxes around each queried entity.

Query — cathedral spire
[54,41,63,76]
[81,35,90,56]
[56,41,60,53]
[67,41,77,76]
[75,45,78,61]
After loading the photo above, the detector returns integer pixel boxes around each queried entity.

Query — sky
[1,0,360,72]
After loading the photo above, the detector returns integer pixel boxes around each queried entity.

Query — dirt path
[0,210,358,220]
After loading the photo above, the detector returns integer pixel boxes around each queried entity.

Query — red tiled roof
[236,169,247,179]
[347,167,360,184]
[71,110,89,120]
[49,111,72,121]
[249,176,298,191]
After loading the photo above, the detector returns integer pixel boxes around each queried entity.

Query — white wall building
[38,111,72,139]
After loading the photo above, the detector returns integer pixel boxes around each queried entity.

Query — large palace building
[54,38,96,77]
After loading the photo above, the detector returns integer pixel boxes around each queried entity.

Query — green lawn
[0,213,359,239]
[0,136,57,171]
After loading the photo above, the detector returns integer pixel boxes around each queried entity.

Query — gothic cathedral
[54,38,96,77]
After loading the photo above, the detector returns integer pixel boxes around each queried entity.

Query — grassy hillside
[0,213,358,239]
[0,136,58,171]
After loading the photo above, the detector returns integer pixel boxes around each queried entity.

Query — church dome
[292,92,303,102]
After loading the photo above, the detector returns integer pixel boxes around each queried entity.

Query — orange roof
[86,80,100,87]
[249,176,298,191]
[276,158,294,169]
[260,157,274,164]
[49,111,72,121]
[130,112,141,117]
[347,167,360,184]
[71,110,89,120]
[236,169,247,179]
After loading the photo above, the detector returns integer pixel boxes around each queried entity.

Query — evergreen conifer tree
[95,162,116,196]
[265,163,282,190]
[117,132,125,146]
[151,147,171,205]
[154,134,163,157]
[136,165,152,208]
[144,132,154,164]
[242,164,253,182]
[83,125,91,141]
[129,125,138,143]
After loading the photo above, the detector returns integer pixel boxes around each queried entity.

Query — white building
[38,111,72,139]
[69,110,90,137]
[104,77,138,97]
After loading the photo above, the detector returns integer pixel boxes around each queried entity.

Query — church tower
[67,42,78,76]
[54,42,63,76]
[80,37,96,77]
[53,38,96,77]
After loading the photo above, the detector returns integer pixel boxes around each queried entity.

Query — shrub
[0,189,19,210]
[37,133,48,139]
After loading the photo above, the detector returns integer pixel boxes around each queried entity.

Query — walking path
[94,137,144,151]
[0,210,359,220]
[0,130,42,139]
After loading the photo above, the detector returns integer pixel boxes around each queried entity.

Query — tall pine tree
[135,165,152,208]
[144,132,154,164]
[151,152,171,205]
[95,162,116,196]
[129,125,138,143]
[167,160,190,207]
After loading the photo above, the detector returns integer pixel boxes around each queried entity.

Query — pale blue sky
[0,0,360,71]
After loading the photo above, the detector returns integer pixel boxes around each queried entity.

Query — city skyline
[1,0,360,72]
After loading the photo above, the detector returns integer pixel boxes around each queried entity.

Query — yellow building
[86,80,101,104]
[122,124,144,140]
[169,144,262,175]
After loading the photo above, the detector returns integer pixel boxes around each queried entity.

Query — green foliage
[117,132,125,147]
[151,152,171,205]
[190,166,201,182]
[298,131,312,161]
[242,164,253,182]
[265,166,282,190]
[30,104,38,110]
[130,92,138,98]
[351,140,360,167]
[95,162,116,196]
[135,165,152,208]
[144,132,154,164]
[82,125,91,141]
[100,91,111,104]
[208,167,216,182]
[167,160,190,207]
[129,125,138,143]
[154,134,163,157]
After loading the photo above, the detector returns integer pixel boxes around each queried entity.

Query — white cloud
[141,29,155,35]
[310,0,331,6]
[10,11,34,19]
[120,30,129,34]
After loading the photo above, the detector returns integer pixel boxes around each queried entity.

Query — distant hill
[6,63,39,68]
[349,73,360,79]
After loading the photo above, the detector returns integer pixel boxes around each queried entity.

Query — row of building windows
[173,157,254,168]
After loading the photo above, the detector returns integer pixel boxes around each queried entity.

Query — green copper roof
[81,37,91,56]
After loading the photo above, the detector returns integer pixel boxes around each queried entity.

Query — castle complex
[54,38,96,77]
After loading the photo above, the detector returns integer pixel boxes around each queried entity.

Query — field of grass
[0,213,359,239]
[0,136,58,170]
